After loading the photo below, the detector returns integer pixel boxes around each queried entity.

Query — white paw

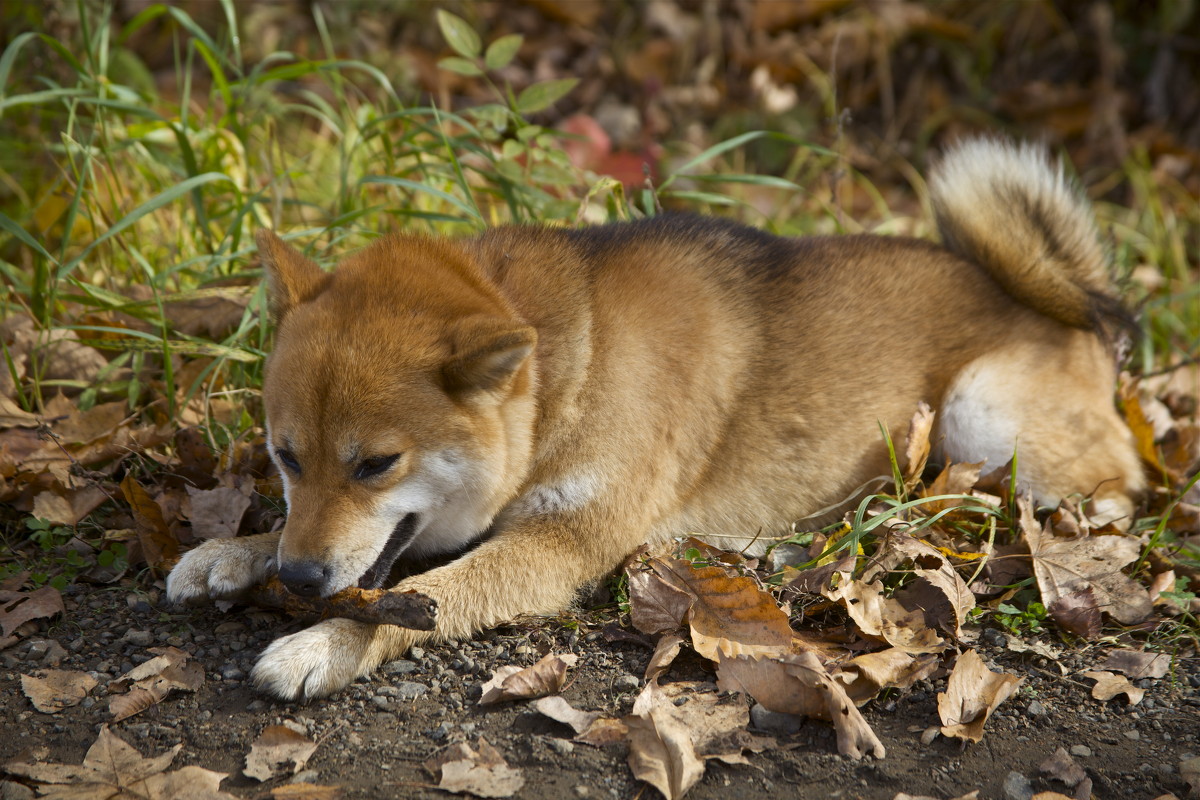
[251,618,377,700]
[165,537,277,604]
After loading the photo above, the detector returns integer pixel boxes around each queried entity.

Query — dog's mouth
[357,513,420,589]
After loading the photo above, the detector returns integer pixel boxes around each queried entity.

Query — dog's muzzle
[357,513,420,589]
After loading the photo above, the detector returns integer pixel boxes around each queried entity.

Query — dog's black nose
[278,560,330,597]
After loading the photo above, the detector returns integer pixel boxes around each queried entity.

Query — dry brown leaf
[478,652,578,705]
[31,484,110,526]
[1039,747,1089,791]
[1020,497,1152,626]
[633,557,793,660]
[109,646,205,721]
[832,649,939,706]
[244,725,319,782]
[624,698,707,800]
[270,786,344,800]
[533,695,602,736]
[3,724,236,799]
[937,649,1022,743]
[867,534,976,637]
[21,670,98,713]
[1099,649,1172,679]
[627,566,693,635]
[716,651,886,759]
[121,473,179,572]
[825,578,945,654]
[1082,670,1144,705]
[644,632,685,683]
[423,737,524,798]
[182,479,253,539]
[1047,588,1103,639]
[922,461,985,513]
[903,402,935,488]
[0,584,65,638]
[1181,755,1200,798]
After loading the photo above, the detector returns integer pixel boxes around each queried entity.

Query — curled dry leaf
[2,724,236,799]
[478,652,578,705]
[644,632,685,683]
[832,649,939,706]
[21,670,98,714]
[1019,496,1153,627]
[1082,670,1144,705]
[825,578,944,654]
[533,695,602,736]
[937,649,1022,743]
[627,564,696,635]
[120,473,180,573]
[902,401,935,488]
[624,681,772,800]
[716,650,886,759]
[423,737,524,798]
[1099,649,1171,679]
[109,646,205,722]
[867,534,976,637]
[244,725,319,782]
[1047,588,1103,639]
[0,584,65,638]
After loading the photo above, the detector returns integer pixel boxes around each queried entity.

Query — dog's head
[257,230,537,596]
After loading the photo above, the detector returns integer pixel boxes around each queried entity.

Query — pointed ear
[443,318,537,395]
[257,229,329,322]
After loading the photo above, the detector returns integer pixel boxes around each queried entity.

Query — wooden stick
[244,576,438,630]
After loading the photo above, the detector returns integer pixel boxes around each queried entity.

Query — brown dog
[166,138,1142,699]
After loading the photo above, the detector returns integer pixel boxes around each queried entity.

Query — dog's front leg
[250,514,622,700]
[166,531,282,604]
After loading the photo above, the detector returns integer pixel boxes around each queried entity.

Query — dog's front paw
[166,535,278,605]
[251,618,383,700]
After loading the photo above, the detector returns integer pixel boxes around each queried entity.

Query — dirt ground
[1,581,1196,800]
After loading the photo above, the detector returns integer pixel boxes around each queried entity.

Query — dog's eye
[354,454,400,480]
[276,449,301,474]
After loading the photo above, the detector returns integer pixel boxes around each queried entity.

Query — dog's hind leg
[937,331,1144,526]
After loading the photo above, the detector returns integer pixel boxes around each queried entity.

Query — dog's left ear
[257,229,330,323]
[443,317,537,395]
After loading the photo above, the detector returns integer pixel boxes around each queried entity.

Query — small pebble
[122,630,154,648]
[547,738,574,756]
[1070,745,1092,757]
[1002,771,1032,800]
[613,675,640,693]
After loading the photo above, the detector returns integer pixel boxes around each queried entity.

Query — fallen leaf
[644,632,685,683]
[832,649,939,706]
[0,585,65,637]
[244,725,320,782]
[3,724,236,799]
[903,401,935,488]
[716,650,886,759]
[423,737,524,798]
[121,473,179,572]
[632,557,793,660]
[1082,670,1144,705]
[109,646,205,721]
[922,461,985,513]
[478,652,578,704]
[1039,747,1089,794]
[825,578,945,654]
[624,696,706,800]
[1020,497,1153,626]
[937,649,1022,742]
[533,695,602,735]
[627,566,693,635]
[1047,589,1103,639]
[183,481,253,539]
[1099,649,1171,679]
[1181,755,1200,797]
[20,670,98,713]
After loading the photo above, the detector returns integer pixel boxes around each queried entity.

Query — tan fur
[166,139,1144,699]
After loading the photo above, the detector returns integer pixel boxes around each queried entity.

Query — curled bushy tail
[929,138,1128,331]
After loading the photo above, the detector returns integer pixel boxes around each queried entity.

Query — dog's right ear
[256,230,329,323]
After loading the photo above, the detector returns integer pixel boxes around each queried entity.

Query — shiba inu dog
[166,138,1144,700]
